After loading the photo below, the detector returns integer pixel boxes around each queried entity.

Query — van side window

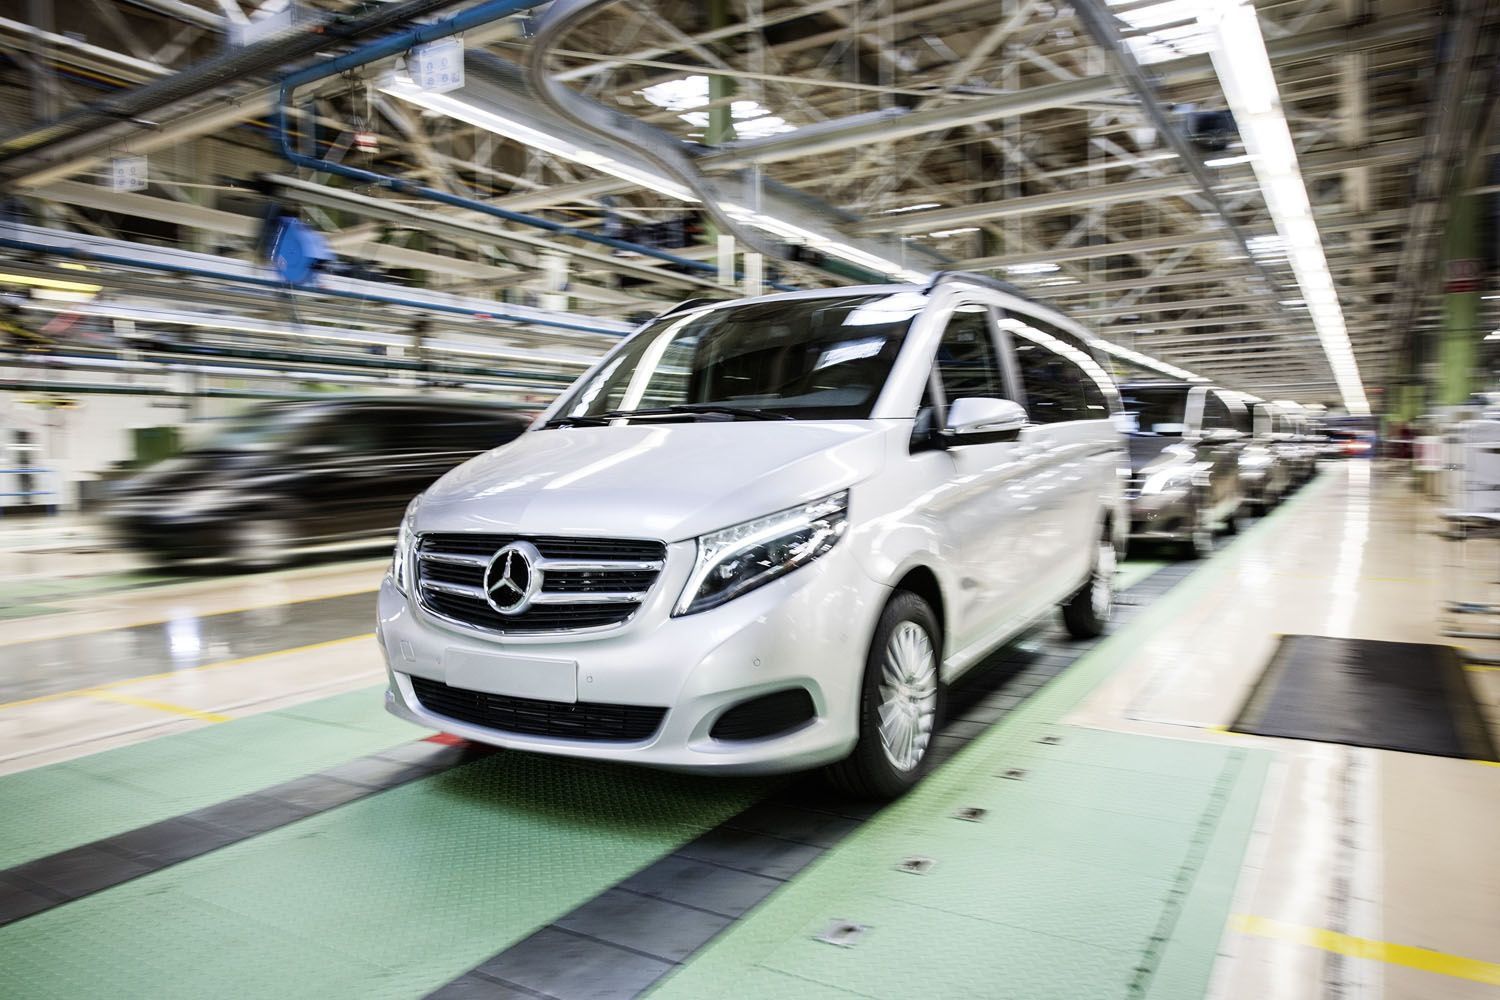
[1009,315,1114,420]
[1202,392,1233,430]
[934,307,1004,402]
[1227,397,1252,435]
[1002,317,1107,423]
[913,380,938,440]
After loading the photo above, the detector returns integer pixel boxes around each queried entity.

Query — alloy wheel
[1191,506,1215,558]
[1091,539,1116,619]
[877,620,938,772]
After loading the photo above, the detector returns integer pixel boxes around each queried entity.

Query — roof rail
[656,296,723,318]
[925,270,1029,300]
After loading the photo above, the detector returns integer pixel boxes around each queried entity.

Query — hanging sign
[412,38,465,94]
[109,156,148,192]
[1445,259,1480,294]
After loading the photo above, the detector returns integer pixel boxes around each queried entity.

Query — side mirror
[944,397,1027,444]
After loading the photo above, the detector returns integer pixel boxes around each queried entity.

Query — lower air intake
[710,688,817,742]
[410,676,667,743]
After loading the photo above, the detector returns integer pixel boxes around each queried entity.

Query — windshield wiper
[541,414,614,428]
[544,405,794,428]
[664,404,794,421]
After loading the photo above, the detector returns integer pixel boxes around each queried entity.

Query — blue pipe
[273,0,721,277]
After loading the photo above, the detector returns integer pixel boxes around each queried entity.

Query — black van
[104,397,531,568]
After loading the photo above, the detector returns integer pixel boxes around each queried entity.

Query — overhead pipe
[0,0,466,173]
[524,0,789,265]
[272,0,731,282]
[0,227,629,337]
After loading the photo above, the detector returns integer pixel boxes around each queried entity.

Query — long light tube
[1198,0,1369,415]
[379,73,929,284]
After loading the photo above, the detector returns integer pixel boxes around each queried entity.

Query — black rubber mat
[1231,635,1498,761]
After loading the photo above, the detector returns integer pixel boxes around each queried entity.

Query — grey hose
[523,0,790,263]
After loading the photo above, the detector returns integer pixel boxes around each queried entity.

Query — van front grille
[413,533,666,634]
[410,676,667,742]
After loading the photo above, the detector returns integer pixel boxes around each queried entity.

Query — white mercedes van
[379,273,1126,797]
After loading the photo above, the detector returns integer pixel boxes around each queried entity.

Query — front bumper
[1126,489,1193,541]
[378,542,888,775]
[101,508,234,559]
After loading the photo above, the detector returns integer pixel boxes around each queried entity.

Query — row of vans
[1120,383,1321,559]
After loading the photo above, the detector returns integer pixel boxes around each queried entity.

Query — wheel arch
[891,563,946,654]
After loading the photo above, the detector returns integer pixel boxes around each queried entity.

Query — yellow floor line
[83,690,233,724]
[1231,914,1500,986]
[0,586,380,647]
[1464,663,1500,672]
[0,632,376,711]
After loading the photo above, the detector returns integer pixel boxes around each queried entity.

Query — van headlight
[675,490,849,616]
[391,495,421,594]
[1143,467,1194,495]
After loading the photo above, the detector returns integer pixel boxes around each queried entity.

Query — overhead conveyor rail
[0,222,634,338]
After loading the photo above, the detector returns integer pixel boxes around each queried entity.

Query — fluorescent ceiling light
[1106,0,1216,64]
[927,227,980,238]
[1204,153,1254,167]
[640,75,793,139]
[1200,0,1368,415]
[1005,262,1061,276]
[881,203,942,214]
[382,75,697,202]
[0,271,102,294]
[1095,339,1204,381]
[382,72,929,286]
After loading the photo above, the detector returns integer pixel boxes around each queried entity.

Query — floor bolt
[952,806,988,822]
[815,919,868,947]
[895,855,935,875]
[1000,768,1028,780]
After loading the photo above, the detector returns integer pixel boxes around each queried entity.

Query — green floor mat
[0,686,420,869]
[0,753,769,1000]
[644,482,1335,1000]
[648,728,1266,1000]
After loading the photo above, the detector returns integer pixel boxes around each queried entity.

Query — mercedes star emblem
[482,541,542,615]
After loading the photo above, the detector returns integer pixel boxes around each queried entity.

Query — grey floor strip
[427,559,1203,1000]
[0,738,486,927]
[1,590,379,704]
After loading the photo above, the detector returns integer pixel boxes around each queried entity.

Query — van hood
[417,421,890,542]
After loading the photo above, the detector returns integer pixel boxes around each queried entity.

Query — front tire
[825,592,942,800]
[1062,531,1116,639]
[1225,504,1250,535]
[233,518,290,571]
[1180,501,1215,560]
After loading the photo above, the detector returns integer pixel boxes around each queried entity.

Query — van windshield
[552,293,923,422]
[183,407,311,453]
[1119,386,1190,435]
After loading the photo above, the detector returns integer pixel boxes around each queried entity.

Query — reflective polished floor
[1072,461,1500,1000]
[0,463,1496,999]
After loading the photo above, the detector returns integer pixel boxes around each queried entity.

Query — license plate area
[443,649,578,703]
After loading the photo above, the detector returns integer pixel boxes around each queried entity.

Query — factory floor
[0,462,1496,1000]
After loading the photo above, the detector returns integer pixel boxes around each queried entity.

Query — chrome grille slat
[534,558,664,573]
[421,551,492,568]
[414,532,666,635]
[530,591,647,605]
[421,579,487,599]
